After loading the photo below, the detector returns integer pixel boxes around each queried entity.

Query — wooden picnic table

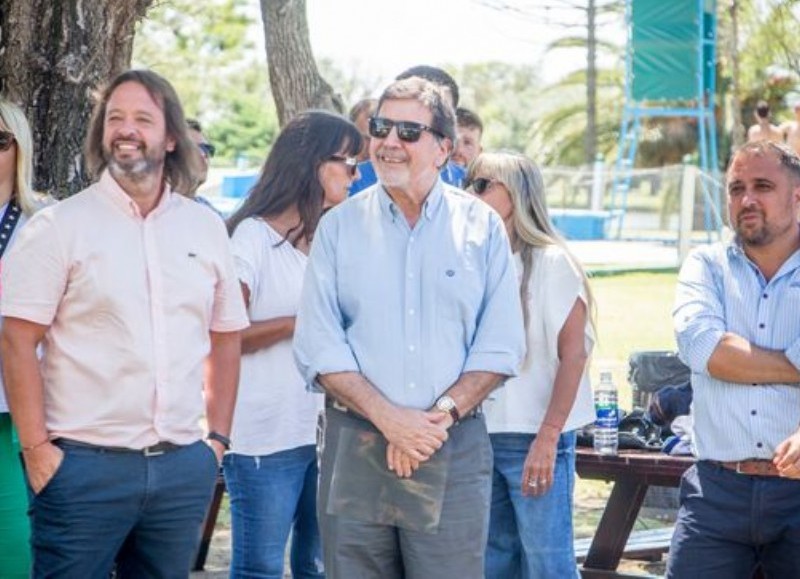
[575,448,693,578]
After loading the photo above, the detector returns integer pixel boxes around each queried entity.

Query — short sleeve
[230,218,264,299]
[1,210,68,325]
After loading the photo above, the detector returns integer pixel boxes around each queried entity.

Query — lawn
[574,270,680,576]
[588,270,679,409]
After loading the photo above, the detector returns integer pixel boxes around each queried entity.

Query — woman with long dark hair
[224,110,362,579]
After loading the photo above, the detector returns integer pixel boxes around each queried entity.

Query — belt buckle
[143,444,165,457]
[735,461,745,475]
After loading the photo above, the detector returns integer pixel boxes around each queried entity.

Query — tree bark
[260,0,343,126]
[0,0,153,197]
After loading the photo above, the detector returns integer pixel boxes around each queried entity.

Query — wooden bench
[575,527,673,564]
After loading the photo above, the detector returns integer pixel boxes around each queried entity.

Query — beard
[104,139,166,183]
[735,208,795,247]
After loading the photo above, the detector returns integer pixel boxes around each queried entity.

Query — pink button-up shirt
[1,171,248,448]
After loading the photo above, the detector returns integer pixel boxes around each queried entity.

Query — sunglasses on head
[197,142,216,158]
[466,177,496,195]
[0,131,16,152]
[368,117,444,143]
[328,155,359,177]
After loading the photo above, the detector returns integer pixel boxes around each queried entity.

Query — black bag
[628,351,690,394]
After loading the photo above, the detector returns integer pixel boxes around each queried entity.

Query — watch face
[437,396,455,411]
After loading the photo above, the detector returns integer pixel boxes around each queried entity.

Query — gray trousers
[317,408,493,579]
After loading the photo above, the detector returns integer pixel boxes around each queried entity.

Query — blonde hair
[468,151,596,364]
[0,100,37,215]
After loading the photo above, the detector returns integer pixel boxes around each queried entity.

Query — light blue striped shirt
[674,241,800,461]
[294,180,525,409]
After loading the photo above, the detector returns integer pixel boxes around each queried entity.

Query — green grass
[588,270,678,410]
[576,270,680,545]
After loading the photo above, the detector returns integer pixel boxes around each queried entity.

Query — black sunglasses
[0,131,16,152]
[368,117,444,143]
[328,155,359,177]
[197,142,216,158]
[466,177,496,195]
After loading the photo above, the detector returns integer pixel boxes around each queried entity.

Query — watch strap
[206,431,231,450]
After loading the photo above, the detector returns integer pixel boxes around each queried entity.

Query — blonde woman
[466,152,596,579]
[0,99,43,578]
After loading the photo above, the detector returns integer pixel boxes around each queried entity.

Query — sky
[304,0,601,89]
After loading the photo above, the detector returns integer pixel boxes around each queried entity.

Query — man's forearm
[707,332,800,385]
[318,371,394,423]
[204,330,242,437]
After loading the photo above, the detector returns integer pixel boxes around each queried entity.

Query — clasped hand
[379,407,450,478]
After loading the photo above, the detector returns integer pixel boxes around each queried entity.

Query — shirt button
[408,272,414,279]
[408,309,415,315]
[751,410,757,415]
[758,323,765,329]
[409,382,416,389]
[409,345,416,352]
[409,237,415,243]
[762,293,768,299]
[756,442,763,449]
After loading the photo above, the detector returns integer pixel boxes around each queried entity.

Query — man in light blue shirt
[294,77,524,578]
[669,140,800,578]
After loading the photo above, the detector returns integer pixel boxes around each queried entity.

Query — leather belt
[55,437,183,457]
[713,459,780,477]
[324,396,482,420]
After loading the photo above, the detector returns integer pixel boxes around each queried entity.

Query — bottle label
[595,406,618,427]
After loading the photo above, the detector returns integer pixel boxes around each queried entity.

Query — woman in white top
[466,152,596,579]
[0,99,47,578]
[224,110,362,579]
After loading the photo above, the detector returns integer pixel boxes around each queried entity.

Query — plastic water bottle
[594,371,619,455]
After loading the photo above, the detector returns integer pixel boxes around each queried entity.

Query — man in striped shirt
[669,140,800,578]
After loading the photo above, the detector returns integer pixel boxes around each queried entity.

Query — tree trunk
[260,0,343,126]
[0,0,153,198]
[585,0,598,165]
[727,0,745,151]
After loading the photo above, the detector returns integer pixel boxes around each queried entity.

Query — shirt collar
[100,170,174,219]
[377,178,444,223]
[727,236,800,280]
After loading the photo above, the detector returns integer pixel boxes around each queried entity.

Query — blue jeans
[31,439,218,578]
[667,461,800,579]
[223,444,324,579]
[486,431,580,579]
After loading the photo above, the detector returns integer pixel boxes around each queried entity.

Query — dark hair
[396,65,460,108]
[456,107,483,133]
[85,69,202,195]
[186,118,203,132]
[729,140,800,185]
[348,99,377,123]
[226,110,362,244]
[378,77,456,144]
[755,100,770,119]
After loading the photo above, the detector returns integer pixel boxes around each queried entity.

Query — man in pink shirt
[0,70,248,578]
